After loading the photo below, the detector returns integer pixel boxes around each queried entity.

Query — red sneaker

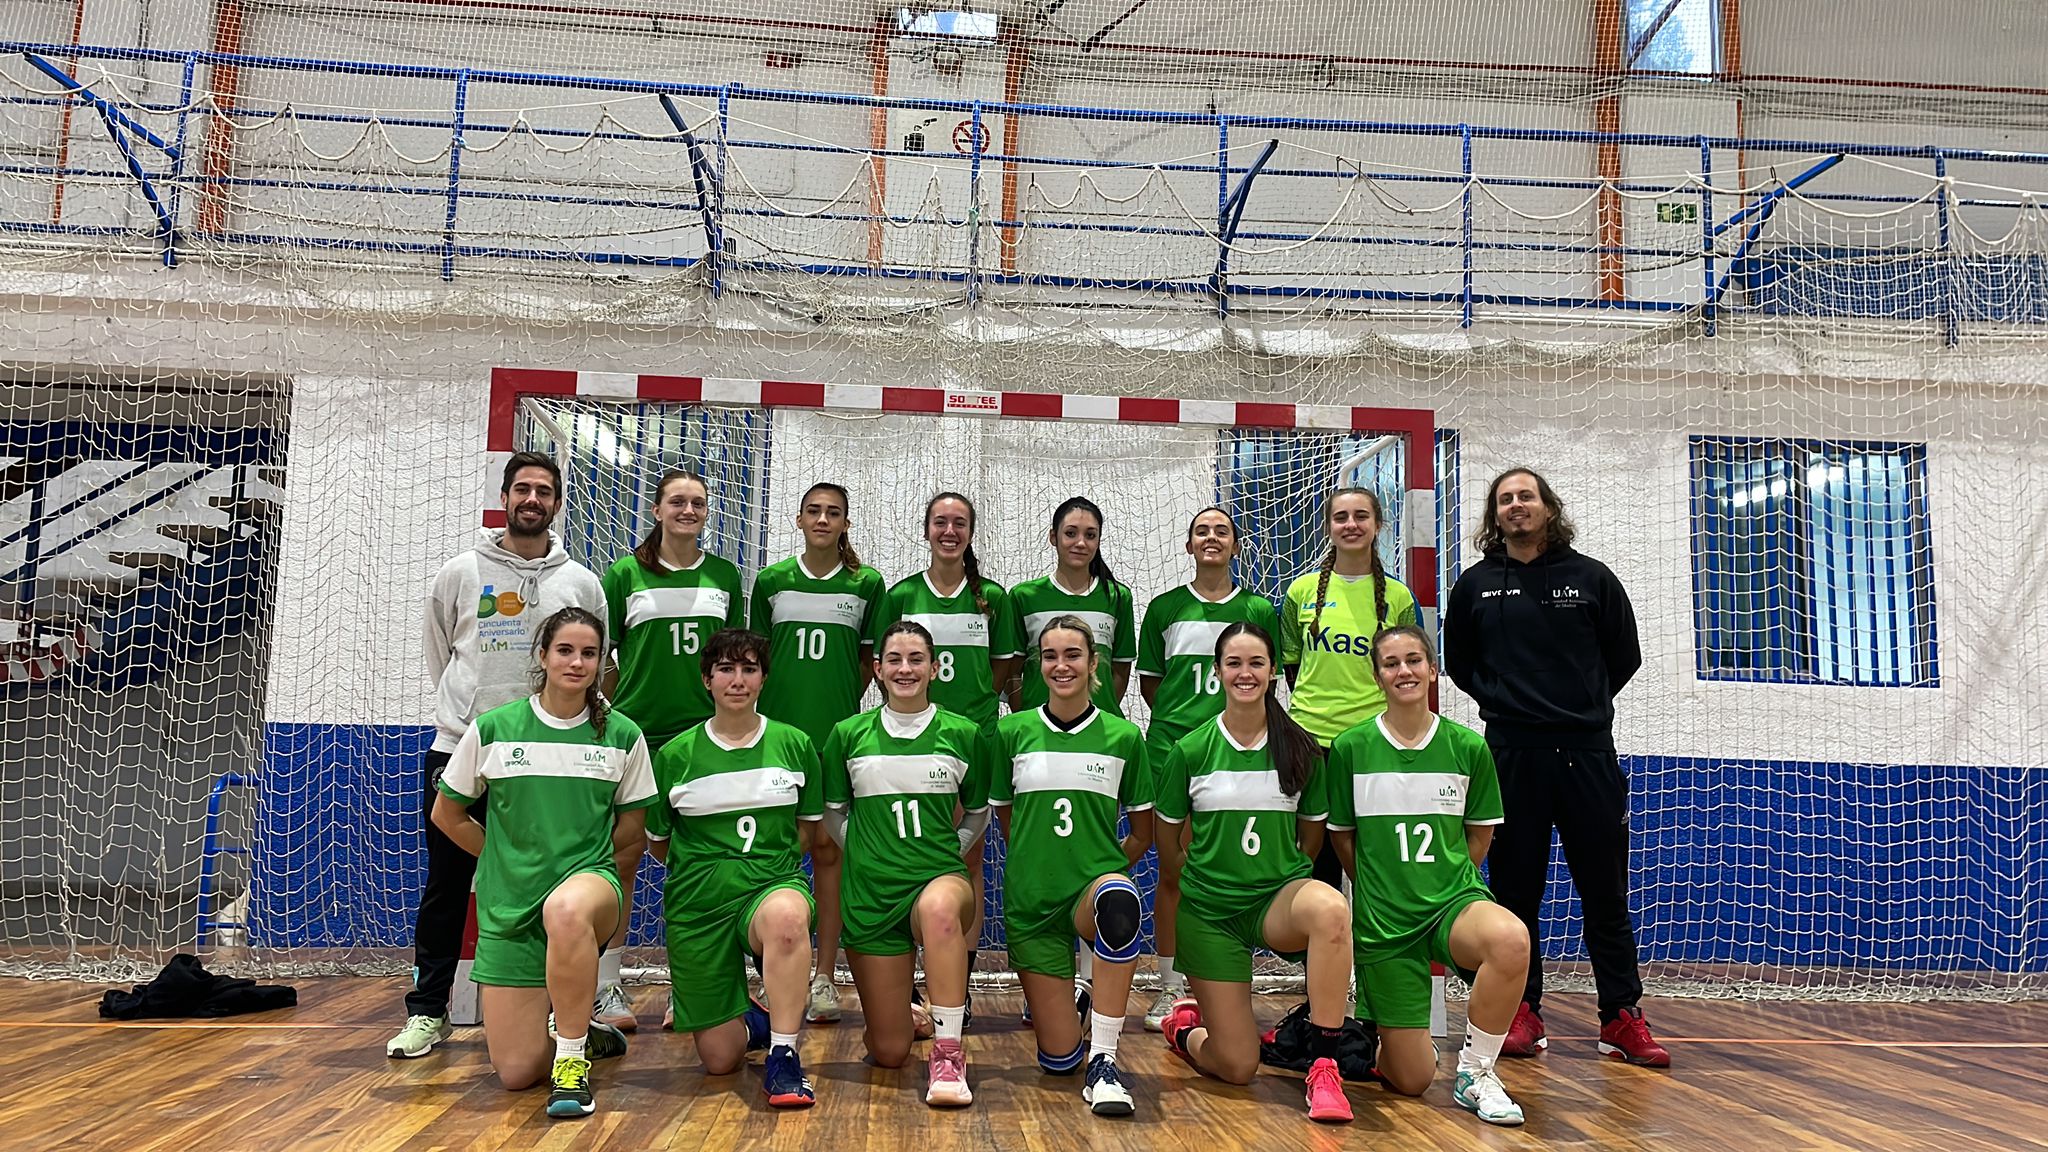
[1304,1056,1353,1123]
[1160,997,1202,1067]
[1502,1001,1547,1057]
[1598,1007,1671,1068]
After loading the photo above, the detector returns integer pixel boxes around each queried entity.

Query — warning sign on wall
[889,110,1002,156]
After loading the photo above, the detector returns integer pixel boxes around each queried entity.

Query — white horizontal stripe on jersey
[769,589,868,631]
[1023,609,1116,652]
[625,585,732,628]
[1162,619,1232,661]
[903,611,990,649]
[1187,768,1299,814]
[1352,772,1472,819]
[847,753,969,797]
[482,741,629,783]
[667,766,807,817]
[1010,750,1126,800]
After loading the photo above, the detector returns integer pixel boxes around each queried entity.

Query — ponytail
[927,491,991,616]
[1216,620,1322,797]
[803,482,863,573]
[634,469,708,574]
[1051,495,1120,589]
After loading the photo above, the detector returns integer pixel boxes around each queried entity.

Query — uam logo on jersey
[509,746,528,763]
[1084,760,1111,778]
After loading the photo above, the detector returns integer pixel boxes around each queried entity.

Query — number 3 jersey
[602,552,746,743]
[821,705,993,930]
[1324,714,1503,962]
[647,716,823,923]
[1153,716,1330,922]
[990,707,1152,939]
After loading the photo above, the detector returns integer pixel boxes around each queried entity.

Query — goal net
[2,2,2045,1001]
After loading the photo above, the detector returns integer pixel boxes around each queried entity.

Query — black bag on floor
[1259,1000,1381,1082]
[99,953,298,1019]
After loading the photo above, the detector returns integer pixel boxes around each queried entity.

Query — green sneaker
[1453,1067,1525,1126]
[546,1056,595,1118]
[385,1014,451,1059]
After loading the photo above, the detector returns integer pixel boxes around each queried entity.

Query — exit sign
[1657,201,1700,224]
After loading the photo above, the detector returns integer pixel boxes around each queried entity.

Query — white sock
[1460,1023,1506,1073]
[555,1033,587,1061]
[930,1003,966,1042]
[1157,955,1185,991]
[1088,1010,1124,1061]
[598,951,623,987]
[769,1029,800,1053]
[1076,950,1095,982]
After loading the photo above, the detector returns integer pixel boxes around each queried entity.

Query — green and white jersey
[1153,717,1328,921]
[868,572,1021,730]
[1279,569,1419,744]
[1010,574,1138,716]
[647,715,824,924]
[751,557,887,748]
[1326,714,1503,961]
[821,705,993,917]
[603,552,746,743]
[437,696,658,941]
[1136,584,1281,751]
[990,707,1152,935]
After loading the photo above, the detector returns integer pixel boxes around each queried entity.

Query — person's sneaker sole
[766,1090,816,1109]
[1083,1089,1134,1117]
[546,1097,595,1118]
[586,1020,629,1061]
[1597,1041,1670,1067]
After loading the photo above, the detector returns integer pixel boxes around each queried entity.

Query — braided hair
[926,492,989,615]
[1308,487,1391,647]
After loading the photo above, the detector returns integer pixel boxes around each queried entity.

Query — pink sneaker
[1159,997,1202,1067]
[1304,1056,1352,1123]
[925,1038,972,1107]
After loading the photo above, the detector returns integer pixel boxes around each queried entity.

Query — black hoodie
[1442,544,1642,750]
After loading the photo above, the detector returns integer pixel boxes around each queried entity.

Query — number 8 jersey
[603,552,746,743]
[1153,716,1330,921]
[867,573,1022,730]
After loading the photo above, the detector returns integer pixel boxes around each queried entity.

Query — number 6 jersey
[1324,714,1503,963]
[1153,716,1330,922]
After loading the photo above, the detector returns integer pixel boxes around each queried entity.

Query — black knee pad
[1092,878,1142,963]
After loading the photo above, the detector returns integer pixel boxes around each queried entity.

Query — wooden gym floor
[3,977,2044,1151]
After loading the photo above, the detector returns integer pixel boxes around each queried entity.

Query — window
[1690,437,1938,687]
[897,7,998,38]
[1625,0,1721,75]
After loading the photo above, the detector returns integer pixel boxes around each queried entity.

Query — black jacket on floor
[1443,544,1642,750]
[98,954,298,1019]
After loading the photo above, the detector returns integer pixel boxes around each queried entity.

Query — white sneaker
[1143,986,1182,1033]
[808,975,842,1023]
[594,981,637,1032]
[662,999,675,1031]
[386,1014,451,1058]
[910,999,935,1041]
[1453,1067,1525,1126]
[1081,1054,1134,1116]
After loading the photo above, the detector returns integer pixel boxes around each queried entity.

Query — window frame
[1624,0,1723,76]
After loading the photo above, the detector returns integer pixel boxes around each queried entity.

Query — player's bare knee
[494,1061,545,1092]
[867,1033,911,1068]
[1207,1048,1259,1085]
[1491,920,1531,969]
[1384,1062,1433,1097]
[1309,891,1351,944]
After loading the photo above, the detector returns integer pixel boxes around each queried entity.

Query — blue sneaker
[1081,1054,1133,1116]
[743,998,771,1052]
[762,1044,816,1108]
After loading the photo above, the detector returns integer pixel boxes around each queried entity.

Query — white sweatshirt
[424,528,608,753]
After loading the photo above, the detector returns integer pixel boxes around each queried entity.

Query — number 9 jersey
[603,552,746,743]
[647,717,824,920]
[1152,716,1329,923]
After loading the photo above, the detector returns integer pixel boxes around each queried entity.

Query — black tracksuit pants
[405,748,484,1019]
[1484,744,1644,1020]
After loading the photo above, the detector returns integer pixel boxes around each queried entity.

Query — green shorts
[1354,896,1484,1030]
[1173,892,1305,984]
[843,867,967,958]
[472,869,623,989]
[1006,890,1086,980]
[666,880,815,1034]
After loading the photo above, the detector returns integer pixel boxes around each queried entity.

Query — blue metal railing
[196,772,257,946]
[7,40,2048,325]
